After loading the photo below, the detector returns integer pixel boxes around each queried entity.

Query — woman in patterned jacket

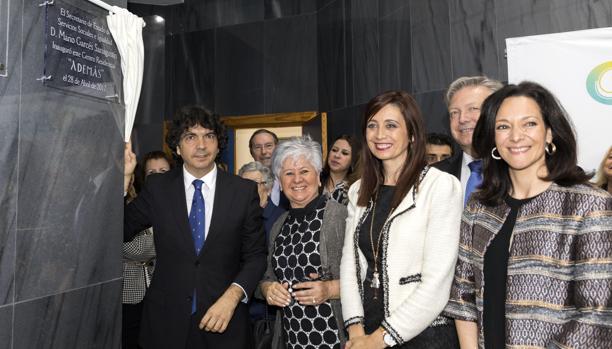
[444,81,612,348]
[259,136,347,349]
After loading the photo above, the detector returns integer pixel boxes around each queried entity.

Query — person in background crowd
[425,133,454,165]
[595,145,612,194]
[259,136,348,349]
[435,76,503,205]
[444,81,612,348]
[238,161,286,323]
[249,129,289,209]
[124,106,266,349]
[143,151,172,176]
[341,90,462,348]
[321,134,360,205]
[122,150,172,349]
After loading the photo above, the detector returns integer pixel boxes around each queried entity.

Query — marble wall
[130,0,319,120]
[128,0,612,166]
[0,0,126,347]
[322,0,612,145]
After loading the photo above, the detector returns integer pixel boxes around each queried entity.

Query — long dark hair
[321,134,360,187]
[473,81,592,206]
[357,90,428,209]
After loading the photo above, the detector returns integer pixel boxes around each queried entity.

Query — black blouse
[358,185,395,334]
[483,195,533,349]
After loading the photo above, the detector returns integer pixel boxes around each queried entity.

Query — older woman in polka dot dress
[259,136,348,349]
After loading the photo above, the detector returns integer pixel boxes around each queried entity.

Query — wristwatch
[380,328,396,347]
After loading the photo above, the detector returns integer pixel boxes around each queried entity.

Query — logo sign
[586,61,612,105]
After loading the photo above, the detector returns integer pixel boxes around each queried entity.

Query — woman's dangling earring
[491,147,501,160]
[545,142,557,155]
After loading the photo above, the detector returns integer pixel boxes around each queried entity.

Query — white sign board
[506,27,612,172]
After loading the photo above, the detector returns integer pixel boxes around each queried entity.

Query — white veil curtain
[106,6,145,142]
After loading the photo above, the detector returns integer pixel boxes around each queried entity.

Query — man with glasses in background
[249,129,289,209]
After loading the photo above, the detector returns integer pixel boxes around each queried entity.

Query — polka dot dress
[272,196,341,349]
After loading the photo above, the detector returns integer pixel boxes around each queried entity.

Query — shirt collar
[462,151,475,167]
[183,164,217,190]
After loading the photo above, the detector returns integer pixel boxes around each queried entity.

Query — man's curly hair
[165,106,228,163]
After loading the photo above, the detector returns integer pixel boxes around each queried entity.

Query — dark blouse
[271,195,341,349]
[483,195,532,349]
[358,185,395,334]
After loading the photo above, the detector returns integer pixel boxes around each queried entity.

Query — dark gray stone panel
[348,0,380,105]
[495,0,612,81]
[379,3,412,93]
[265,0,317,19]
[326,104,366,147]
[410,0,452,93]
[0,0,22,307]
[14,280,122,349]
[215,22,264,116]
[166,29,215,116]
[263,14,317,113]
[414,89,451,135]
[317,0,347,112]
[0,305,12,349]
[450,0,499,79]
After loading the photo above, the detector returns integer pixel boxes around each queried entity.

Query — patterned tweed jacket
[122,228,156,304]
[444,183,612,348]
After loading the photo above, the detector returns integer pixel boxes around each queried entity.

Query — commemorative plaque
[43,0,122,102]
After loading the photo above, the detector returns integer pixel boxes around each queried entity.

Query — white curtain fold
[106,6,145,142]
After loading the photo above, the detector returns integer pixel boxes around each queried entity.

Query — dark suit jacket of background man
[124,166,266,348]
[433,152,462,180]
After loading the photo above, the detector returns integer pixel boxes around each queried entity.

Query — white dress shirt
[183,165,216,241]
[270,178,281,206]
[182,164,248,302]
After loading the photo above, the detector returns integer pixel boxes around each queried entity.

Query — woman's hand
[262,281,292,307]
[345,327,386,349]
[292,273,339,306]
[347,323,365,339]
[124,141,137,193]
[125,141,137,176]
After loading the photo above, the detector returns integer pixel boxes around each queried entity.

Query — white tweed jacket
[340,167,462,345]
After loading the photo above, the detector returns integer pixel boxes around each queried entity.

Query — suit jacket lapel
[200,170,232,256]
[166,168,196,256]
[453,154,463,179]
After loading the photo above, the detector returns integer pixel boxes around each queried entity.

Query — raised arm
[124,141,137,193]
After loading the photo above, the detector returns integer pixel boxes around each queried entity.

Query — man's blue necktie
[189,179,205,313]
[465,160,482,206]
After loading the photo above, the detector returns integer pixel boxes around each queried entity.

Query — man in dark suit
[124,106,266,348]
[434,76,503,203]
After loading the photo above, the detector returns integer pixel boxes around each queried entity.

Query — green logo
[586,61,612,105]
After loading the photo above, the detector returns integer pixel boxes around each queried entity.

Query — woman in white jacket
[341,90,463,348]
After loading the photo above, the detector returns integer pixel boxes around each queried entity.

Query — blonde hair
[445,76,503,106]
